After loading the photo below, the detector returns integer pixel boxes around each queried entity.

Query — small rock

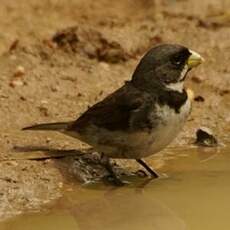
[6,161,18,167]
[14,66,25,77]
[46,137,51,143]
[191,75,203,83]
[58,182,63,188]
[219,89,230,96]
[195,127,218,147]
[194,95,205,102]
[9,79,24,87]
[40,100,48,105]
[51,85,59,92]
[1,177,17,183]
[19,96,26,101]
[9,39,19,52]
[99,62,110,70]
[38,106,49,117]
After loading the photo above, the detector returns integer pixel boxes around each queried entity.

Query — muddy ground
[0,0,229,221]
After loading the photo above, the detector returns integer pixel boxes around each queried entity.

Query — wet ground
[1,146,230,230]
[0,0,229,228]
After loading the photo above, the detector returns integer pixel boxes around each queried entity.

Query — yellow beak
[187,50,204,68]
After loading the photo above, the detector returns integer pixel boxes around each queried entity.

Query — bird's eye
[171,55,183,66]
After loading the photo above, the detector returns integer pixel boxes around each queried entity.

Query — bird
[23,44,204,184]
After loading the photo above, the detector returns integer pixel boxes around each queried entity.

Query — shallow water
[1,146,230,230]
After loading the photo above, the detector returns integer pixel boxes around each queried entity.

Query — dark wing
[69,83,154,132]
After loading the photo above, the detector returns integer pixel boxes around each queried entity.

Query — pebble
[194,95,205,102]
[58,182,63,188]
[9,65,26,87]
[38,106,49,116]
[195,127,218,147]
[14,66,25,77]
[6,161,18,167]
[51,85,59,92]
[40,100,48,104]
[46,137,51,143]
[9,79,24,87]
[191,75,203,83]
[99,62,110,70]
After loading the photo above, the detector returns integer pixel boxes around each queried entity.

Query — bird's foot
[100,153,125,186]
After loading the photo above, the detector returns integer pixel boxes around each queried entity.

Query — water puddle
[1,146,230,230]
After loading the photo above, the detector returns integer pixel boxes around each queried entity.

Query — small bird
[23,44,204,183]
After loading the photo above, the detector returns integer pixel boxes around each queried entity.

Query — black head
[131,44,203,91]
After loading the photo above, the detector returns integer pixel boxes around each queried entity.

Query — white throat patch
[179,64,189,81]
[166,64,189,93]
[166,81,184,92]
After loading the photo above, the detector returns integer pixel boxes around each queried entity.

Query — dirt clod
[194,95,205,102]
[9,39,20,52]
[14,66,25,77]
[52,26,129,63]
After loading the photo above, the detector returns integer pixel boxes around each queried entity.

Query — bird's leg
[101,153,124,186]
[136,159,159,178]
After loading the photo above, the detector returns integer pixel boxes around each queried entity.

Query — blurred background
[0,0,229,138]
[0,0,229,228]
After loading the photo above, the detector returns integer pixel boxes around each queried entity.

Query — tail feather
[22,122,71,131]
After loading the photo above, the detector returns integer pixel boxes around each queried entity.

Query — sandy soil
[0,0,229,221]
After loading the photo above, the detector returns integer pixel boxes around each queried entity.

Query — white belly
[67,99,191,159]
[111,98,191,159]
[145,98,191,157]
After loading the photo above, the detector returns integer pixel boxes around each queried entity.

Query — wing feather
[69,83,149,132]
